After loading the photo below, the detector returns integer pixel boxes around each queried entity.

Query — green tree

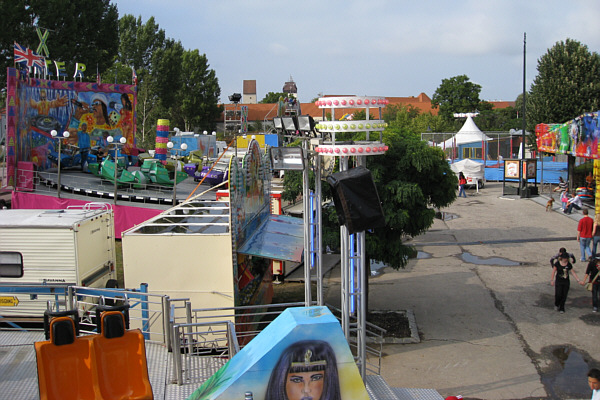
[528,38,600,128]
[260,92,288,103]
[111,15,166,144]
[0,0,119,88]
[110,15,221,147]
[365,129,456,269]
[431,75,482,122]
[177,49,222,132]
[475,106,521,132]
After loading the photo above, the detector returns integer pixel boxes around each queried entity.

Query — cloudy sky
[112,0,600,104]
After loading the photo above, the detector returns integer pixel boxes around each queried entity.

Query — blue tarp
[484,161,567,183]
[450,160,568,184]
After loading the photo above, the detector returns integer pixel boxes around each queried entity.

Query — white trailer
[0,203,116,317]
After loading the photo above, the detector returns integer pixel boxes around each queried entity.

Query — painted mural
[536,111,600,158]
[4,67,136,184]
[188,306,370,400]
[228,140,274,328]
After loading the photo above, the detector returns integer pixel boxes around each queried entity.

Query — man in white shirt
[564,194,583,214]
[588,368,600,400]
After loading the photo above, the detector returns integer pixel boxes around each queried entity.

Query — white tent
[450,158,485,190]
[438,115,491,148]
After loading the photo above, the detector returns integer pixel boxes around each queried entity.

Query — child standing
[560,189,569,211]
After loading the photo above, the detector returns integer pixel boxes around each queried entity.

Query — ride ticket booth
[503,158,538,197]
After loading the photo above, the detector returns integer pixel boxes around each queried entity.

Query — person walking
[592,214,600,258]
[550,247,576,267]
[458,172,467,198]
[578,209,594,262]
[581,258,600,312]
[551,252,583,313]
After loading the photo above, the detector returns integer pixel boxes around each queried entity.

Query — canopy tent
[438,115,491,148]
[450,158,484,180]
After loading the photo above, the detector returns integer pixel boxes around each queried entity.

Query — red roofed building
[217,92,441,132]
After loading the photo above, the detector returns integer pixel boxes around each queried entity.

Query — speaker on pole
[326,166,385,234]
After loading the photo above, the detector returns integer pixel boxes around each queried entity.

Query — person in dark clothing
[458,172,467,198]
[581,258,600,312]
[551,252,583,313]
[550,247,576,267]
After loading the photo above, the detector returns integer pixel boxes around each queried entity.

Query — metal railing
[327,304,386,376]
[169,301,307,385]
[0,283,387,387]
[0,284,180,345]
[69,285,185,345]
[171,320,238,385]
[12,166,190,206]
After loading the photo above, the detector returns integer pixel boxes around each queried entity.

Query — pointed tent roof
[439,115,491,148]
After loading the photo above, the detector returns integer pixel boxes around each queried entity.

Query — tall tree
[177,49,222,132]
[431,75,482,122]
[365,129,456,269]
[109,15,166,145]
[0,0,118,87]
[528,39,600,128]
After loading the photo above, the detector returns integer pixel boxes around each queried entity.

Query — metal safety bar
[171,320,238,385]
[327,304,386,376]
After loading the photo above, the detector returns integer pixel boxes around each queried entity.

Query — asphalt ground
[324,182,598,400]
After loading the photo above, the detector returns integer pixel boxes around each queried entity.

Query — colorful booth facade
[4,67,136,187]
[536,111,600,158]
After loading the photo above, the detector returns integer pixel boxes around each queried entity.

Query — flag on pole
[14,42,45,69]
[132,66,138,85]
[96,64,101,84]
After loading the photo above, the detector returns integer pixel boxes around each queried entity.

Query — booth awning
[237,214,304,262]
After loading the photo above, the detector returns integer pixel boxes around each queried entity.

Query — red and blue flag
[14,42,45,69]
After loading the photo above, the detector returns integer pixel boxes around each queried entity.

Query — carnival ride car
[194,158,229,186]
[576,186,595,202]
[47,144,98,169]
[141,158,188,186]
[88,157,188,188]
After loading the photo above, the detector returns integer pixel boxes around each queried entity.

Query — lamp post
[107,136,127,204]
[167,141,188,205]
[50,130,70,198]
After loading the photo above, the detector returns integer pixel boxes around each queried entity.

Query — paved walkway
[324,182,598,400]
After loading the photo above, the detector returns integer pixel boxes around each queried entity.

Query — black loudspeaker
[326,166,385,234]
